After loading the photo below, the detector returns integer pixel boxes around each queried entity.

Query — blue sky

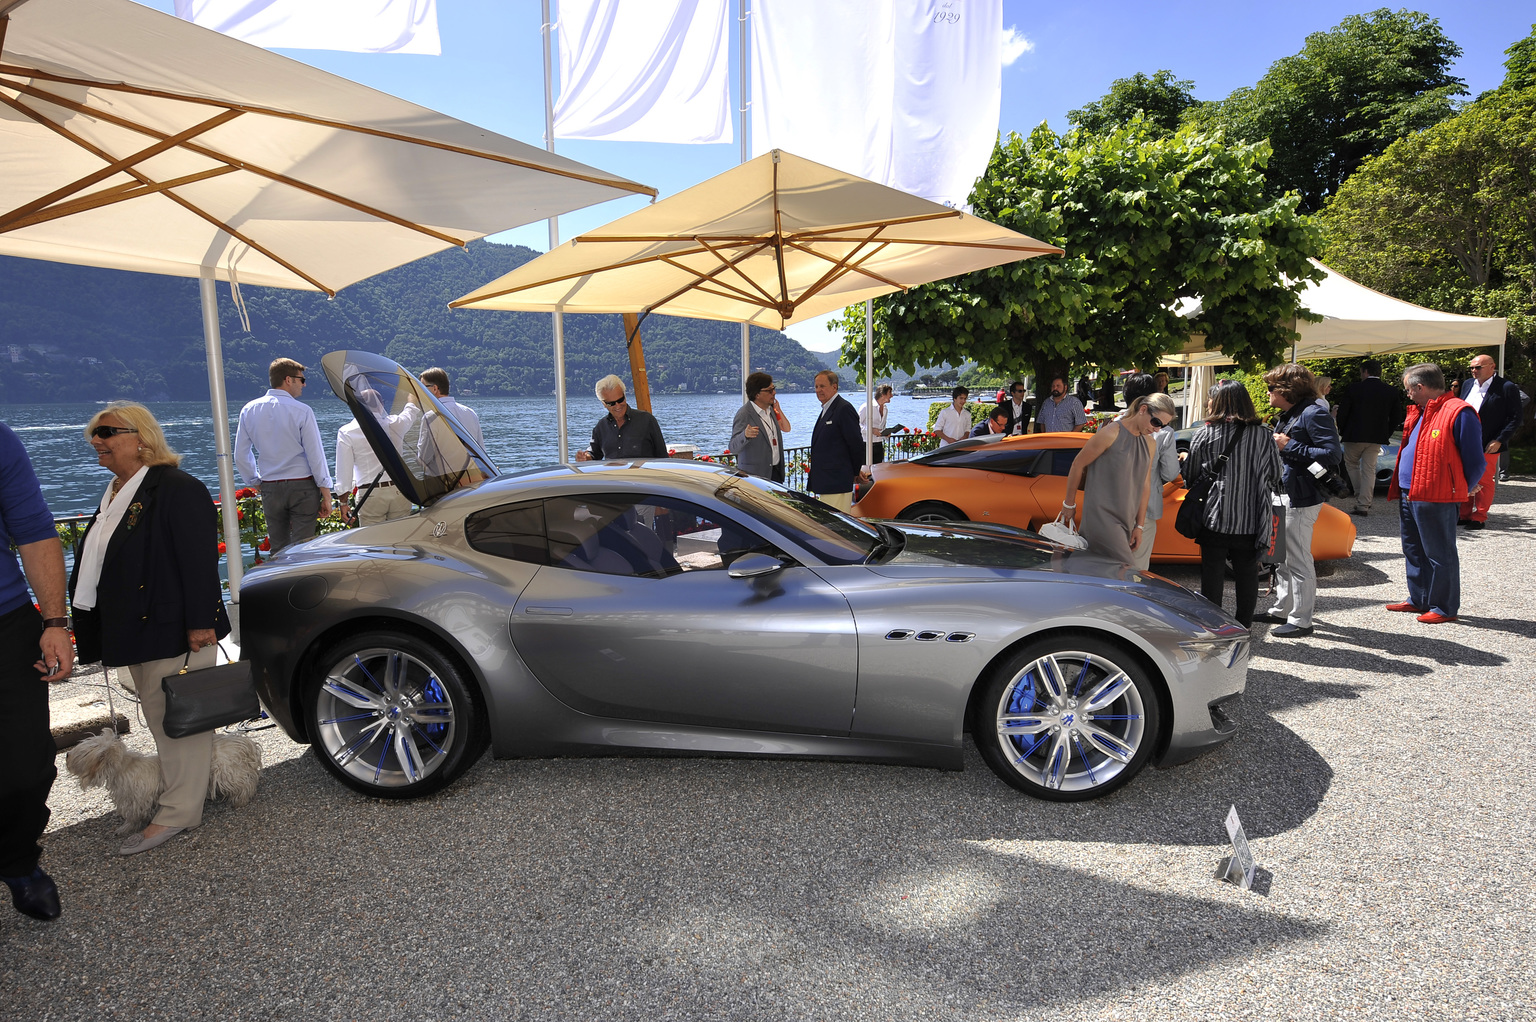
[134,1,1533,349]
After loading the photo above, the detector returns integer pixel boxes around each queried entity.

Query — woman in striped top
[1184,381,1284,627]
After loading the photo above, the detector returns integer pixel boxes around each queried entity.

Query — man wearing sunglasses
[234,358,334,552]
[575,375,668,462]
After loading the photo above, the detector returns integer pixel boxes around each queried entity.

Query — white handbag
[1039,508,1089,550]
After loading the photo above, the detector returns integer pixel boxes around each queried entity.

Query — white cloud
[1000,26,1033,66]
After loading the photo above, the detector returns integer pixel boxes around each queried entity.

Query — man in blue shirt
[235,358,335,552]
[1034,374,1088,433]
[0,422,74,921]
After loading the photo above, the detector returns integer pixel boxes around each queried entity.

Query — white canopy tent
[0,0,652,594]
[1162,260,1508,370]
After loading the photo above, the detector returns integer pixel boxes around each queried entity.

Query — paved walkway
[6,482,1534,1021]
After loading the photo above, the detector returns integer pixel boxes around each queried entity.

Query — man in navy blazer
[809,370,868,510]
[1458,353,1525,529]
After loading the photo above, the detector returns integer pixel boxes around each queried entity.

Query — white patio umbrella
[0,0,653,595]
[451,149,1062,463]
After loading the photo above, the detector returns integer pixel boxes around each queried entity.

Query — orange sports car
[851,432,1356,564]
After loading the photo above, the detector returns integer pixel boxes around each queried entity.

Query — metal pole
[864,299,874,468]
[200,271,244,605]
[542,0,569,463]
[738,0,750,401]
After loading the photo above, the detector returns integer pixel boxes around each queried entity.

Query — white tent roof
[0,0,654,293]
[1162,260,1506,367]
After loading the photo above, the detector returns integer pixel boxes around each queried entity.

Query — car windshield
[711,476,879,564]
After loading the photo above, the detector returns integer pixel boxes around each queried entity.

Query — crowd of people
[0,352,1527,922]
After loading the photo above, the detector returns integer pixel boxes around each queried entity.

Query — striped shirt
[1184,420,1283,536]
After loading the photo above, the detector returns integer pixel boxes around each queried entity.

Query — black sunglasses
[1150,416,1166,429]
[290,375,307,384]
[603,395,627,406]
[90,426,139,439]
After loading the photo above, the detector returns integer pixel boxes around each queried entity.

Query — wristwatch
[42,617,69,629]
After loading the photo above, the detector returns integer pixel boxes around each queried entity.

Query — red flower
[236,509,244,521]
[217,542,227,554]
[235,487,257,499]
[258,537,270,551]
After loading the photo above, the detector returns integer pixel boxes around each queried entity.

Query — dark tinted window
[544,494,771,578]
[912,444,1051,477]
[465,501,547,564]
[1041,448,1078,476]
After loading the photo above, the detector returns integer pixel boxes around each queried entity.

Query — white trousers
[1269,502,1321,627]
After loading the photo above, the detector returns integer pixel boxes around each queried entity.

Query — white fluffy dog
[65,728,263,834]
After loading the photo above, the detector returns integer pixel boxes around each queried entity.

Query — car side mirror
[727,552,785,579]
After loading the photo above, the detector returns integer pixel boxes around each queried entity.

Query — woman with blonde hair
[68,402,232,855]
[1133,392,1182,571]
[1060,394,1160,566]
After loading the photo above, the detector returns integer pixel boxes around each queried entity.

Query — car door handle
[523,606,573,617]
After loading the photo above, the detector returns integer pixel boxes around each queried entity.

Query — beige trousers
[1133,517,1159,572]
[125,645,216,829]
[818,491,854,511]
[357,485,412,526]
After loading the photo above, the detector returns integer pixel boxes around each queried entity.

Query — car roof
[436,459,757,509]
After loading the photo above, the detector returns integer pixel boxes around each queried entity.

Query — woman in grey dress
[1060,396,1159,566]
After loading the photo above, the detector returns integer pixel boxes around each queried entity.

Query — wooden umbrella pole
[623,313,653,413]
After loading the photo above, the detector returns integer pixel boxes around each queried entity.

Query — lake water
[2,391,947,516]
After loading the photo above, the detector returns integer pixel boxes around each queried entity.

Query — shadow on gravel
[12,737,1329,1022]
[1454,615,1536,640]
[1314,560,1392,587]
[1312,623,1510,667]
[1251,633,1432,675]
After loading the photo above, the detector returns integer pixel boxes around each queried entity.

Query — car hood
[321,350,498,507]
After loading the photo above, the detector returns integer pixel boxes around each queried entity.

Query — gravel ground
[4,483,1533,1021]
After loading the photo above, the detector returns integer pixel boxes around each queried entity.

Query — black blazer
[999,399,1032,435]
[1459,375,1525,448]
[69,465,231,668]
[809,394,865,494]
[1335,376,1406,445]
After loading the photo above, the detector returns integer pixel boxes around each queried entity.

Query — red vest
[1389,392,1473,502]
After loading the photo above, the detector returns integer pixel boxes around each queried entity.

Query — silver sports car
[238,352,1249,803]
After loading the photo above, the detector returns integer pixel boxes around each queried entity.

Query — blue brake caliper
[1005,670,1049,762]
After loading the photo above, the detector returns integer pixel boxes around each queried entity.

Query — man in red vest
[1387,363,1485,624]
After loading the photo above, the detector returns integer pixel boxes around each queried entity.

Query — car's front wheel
[973,636,1162,801]
[305,631,488,798]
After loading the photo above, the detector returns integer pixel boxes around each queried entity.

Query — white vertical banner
[173,0,441,55]
[891,0,1002,206]
[554,0,732,144]
[750,0,895,182]
[751,0,1000,206]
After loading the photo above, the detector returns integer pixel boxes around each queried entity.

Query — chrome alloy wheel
[314,647,456,789]
[993,650,1146,795]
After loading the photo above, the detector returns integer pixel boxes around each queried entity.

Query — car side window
[1042,448,1078,476]
[543,494,773,578]
[464,500,548,564]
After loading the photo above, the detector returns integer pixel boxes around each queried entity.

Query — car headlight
[1176,636,1249,670]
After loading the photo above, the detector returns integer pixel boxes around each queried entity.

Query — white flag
[173,0,442,55]
[554,0,731,144]
[751,0,1001,207]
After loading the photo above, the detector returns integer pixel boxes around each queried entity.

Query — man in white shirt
[335,389,422,526]
[934,386,973,445]
[420,367,484,448]
[234,358,333,552]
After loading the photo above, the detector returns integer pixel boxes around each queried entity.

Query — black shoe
[1271,624,1314,638]
[1498,471,1510,482]
[1457,519,1473,528]
[1350,507,1369,516]
[2,868,60,921]
[1252,613,1287,625]
[1466,520,1485,530]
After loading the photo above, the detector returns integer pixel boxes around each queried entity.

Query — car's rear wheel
[305,631,488,798]
[973,636,1161,801]
[896,500,966,523]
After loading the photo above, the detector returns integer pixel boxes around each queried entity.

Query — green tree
[1187,9,1465,211]
[835,121,1323,385]
[1503,24,1536,92]
[1068,70,1197,137]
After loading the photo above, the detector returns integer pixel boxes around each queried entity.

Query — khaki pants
[818,491,854,511]
[1133,517,1159,571]
[125,645,216,830]
[357,485,412,526]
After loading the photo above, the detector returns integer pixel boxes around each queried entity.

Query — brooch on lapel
[124,502,145,531]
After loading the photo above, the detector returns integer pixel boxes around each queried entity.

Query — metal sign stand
[1215,803,1257,890]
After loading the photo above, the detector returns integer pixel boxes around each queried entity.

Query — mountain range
[0,241,834,403]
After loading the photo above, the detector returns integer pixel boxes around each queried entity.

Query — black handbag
[161,643,260,739]
[1307,460,1354,499]
[1175,424,1246,540]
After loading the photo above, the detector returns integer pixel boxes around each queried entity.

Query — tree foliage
[1501,24,1536,93]
[1187,8,1465,212]
[1068,70,1197,137]
[834,121,1323,384]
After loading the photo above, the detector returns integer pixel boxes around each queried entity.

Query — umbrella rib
[1,166,240,233]
[783,238,909,305]
[2,75,468,249]
[0,63,657,199]
[692,237,780,306]
[793,234,1064,254]
[0,107,243,232]
[0,87,332,291]
[658,254,770,307]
